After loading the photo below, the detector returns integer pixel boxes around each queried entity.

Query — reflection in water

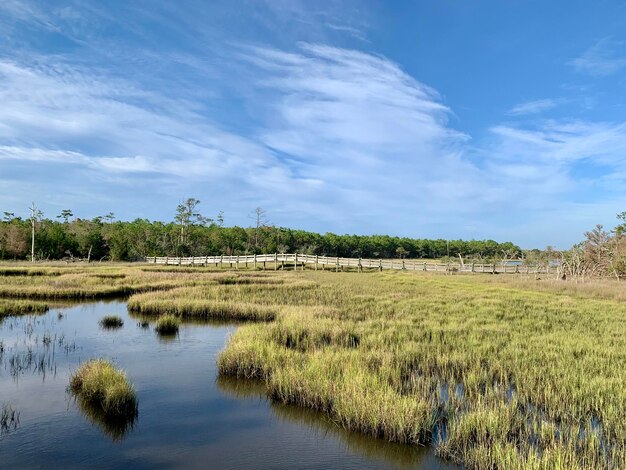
[73,395,137,442]
[156,332,178,343]
[217,375,432,469]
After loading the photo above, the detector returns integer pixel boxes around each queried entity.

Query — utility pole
[30,202,36,263]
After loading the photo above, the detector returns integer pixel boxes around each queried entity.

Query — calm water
[0,301,458,469]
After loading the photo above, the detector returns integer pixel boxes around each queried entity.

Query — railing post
[274,253,278,271]
[294,253,298,271]
[315,255,319,271]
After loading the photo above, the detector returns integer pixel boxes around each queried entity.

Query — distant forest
[0,199,522,262]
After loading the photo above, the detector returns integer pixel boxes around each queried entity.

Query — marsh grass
[214,271,626,469]
[155,314,180,335]
[6,263,626,468]
[69,359,137,417]
[0,299,48,317]
[0,404,20,436]
[99,315,124,329]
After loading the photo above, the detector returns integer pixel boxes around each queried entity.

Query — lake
[0,301,457,469]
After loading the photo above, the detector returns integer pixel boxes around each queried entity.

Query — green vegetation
[3,262,626,468]
[0,299,48,318]
[99,315,124,328]
[129,286,279,322]
[211,271,626,469]
[69,359,137,417]
[0,200,519,261]
[154,314,180,334]
[0,266,182,299]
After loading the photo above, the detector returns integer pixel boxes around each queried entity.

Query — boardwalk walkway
[145,254,550,274]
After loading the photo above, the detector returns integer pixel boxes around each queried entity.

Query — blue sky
[1,1,626,248]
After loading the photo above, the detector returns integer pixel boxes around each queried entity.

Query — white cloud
[569,38,626,77]
[508,99,558,116]
[1,19,626,246]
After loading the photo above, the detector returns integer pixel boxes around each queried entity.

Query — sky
[1,1,626,248]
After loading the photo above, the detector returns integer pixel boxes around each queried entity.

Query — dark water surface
[0,301,457,469]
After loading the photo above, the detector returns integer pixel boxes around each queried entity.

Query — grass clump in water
[1,404,20,435]
[69,359,138,417]
[155,314,180,335]
[99,315,124,328]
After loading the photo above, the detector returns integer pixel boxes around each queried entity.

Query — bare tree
[250,207,269,253]
[29,202,44,263]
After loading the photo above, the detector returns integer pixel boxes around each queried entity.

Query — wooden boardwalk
[145,254,550,274]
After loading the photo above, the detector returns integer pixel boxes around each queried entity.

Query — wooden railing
[144,254,550,274]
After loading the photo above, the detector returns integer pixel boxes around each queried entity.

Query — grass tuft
[155,314,180,335]
[99,315,124,328]
[69,359,137,417]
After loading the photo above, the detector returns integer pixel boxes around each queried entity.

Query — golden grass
[154,314,180,334]
[214,271,626,469]
[0,298,48,317]
[69,359,137,417]
[4,263,626,468]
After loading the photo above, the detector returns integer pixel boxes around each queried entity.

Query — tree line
[0,199,521,262]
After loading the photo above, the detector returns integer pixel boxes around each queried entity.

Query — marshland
[0,263,624,468]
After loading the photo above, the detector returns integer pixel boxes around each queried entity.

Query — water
[0,301,457,469]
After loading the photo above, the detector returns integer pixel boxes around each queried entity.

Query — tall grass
[0,299,48,317]
[5,263,626,468]
[214,271,626,469]
[69,359,137,417]
[155,314,180,334]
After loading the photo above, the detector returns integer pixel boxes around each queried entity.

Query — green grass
[69,359,137,417]
[99,315,124,328]
[213,271,626,469]
[155,314,180,334]
[128,287,278,321]
[0,299,48,317]
[5,263,626,468]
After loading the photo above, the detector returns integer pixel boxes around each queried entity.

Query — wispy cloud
[1,1,626,246]
[569,38,626,77]
[508,99,558,116]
